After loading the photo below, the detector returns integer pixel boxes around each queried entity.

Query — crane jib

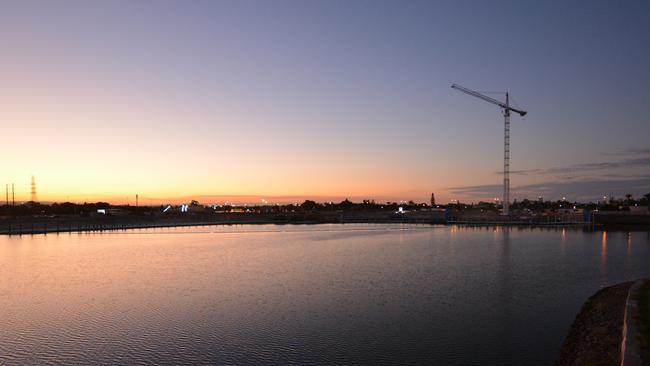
[506,106,527,117]
[450,83,527,116]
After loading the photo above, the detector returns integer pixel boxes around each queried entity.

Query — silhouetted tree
[339,199,354,210]
[300,200,319,211]
[625,193,633,204]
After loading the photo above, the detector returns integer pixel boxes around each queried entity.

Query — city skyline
[1,1,649,204]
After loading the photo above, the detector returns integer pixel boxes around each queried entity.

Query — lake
[1,224,649,365]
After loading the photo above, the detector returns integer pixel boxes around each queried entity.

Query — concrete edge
[622,279,647,366]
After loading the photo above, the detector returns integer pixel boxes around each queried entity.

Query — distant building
[95,208,128,216]
[629,206,648,214]
[557,207,585,216]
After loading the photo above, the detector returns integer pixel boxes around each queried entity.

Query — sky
[1,0,649,205]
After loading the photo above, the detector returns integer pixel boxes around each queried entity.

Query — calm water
[1,224,649,365]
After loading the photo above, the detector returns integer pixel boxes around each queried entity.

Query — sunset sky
[1,0,649,205]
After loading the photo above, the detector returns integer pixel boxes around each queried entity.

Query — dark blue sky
[1,0,649,203]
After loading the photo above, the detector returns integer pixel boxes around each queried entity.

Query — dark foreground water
[1,224,649,365]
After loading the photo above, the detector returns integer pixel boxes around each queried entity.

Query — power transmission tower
[30,176,37,203]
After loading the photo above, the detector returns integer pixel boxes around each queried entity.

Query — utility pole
[12,183,15,205]
[136,194,139,207]
[5,184,7,205]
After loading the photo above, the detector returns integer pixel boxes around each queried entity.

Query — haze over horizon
[2,0,649,205]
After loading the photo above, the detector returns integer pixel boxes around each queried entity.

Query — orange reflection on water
[600,231,607,285]
[627,232,632,258]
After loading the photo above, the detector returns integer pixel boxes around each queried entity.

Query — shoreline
[557,279,650,366]
[556,282,634,366]
[0,214,640,236]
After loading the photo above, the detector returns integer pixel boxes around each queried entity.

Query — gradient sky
[1,0,649,204]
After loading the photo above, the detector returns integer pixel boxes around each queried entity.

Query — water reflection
[1,225,650,366]
[497,227,512,357]
[600,231,607,285]
[627,232,632,258]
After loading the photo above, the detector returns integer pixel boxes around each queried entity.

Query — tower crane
[451,83,527,216]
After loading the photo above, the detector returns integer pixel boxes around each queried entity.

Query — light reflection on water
[1,224,649,365]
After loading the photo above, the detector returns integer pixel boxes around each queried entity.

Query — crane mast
[503,93,510,216]
[451,84,527,216]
